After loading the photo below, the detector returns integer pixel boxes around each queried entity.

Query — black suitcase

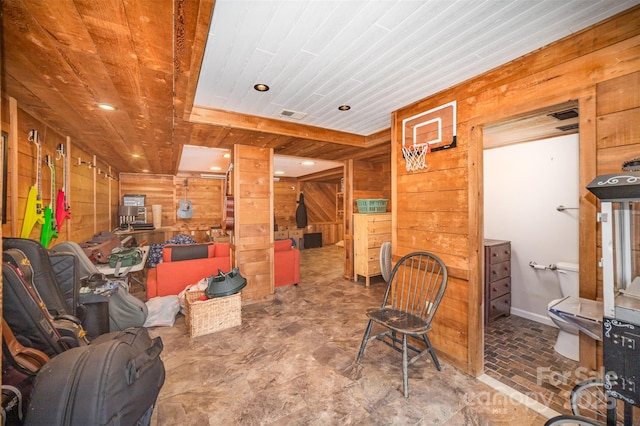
[3,238,78,318]
[2,258,87,357]
[2,364,34,425]
[25,328,165,426]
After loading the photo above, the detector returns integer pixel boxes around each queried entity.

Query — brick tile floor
[484,314,594,415]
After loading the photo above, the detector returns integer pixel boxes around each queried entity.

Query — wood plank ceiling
[1,0,388,176]
[2,1,636,176]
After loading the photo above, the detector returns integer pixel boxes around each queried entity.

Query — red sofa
[146,243,231,299]
[274,239,300,287]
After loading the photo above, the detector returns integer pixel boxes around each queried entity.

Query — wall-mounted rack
[97,168,117,180]
[77,157,96,168]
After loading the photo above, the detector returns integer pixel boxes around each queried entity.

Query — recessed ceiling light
[132,154,141,158]
[338,105,350,111]
[97,103,116,111]
[300,161,316,166]
[142,169,149,173]
[274,170,285,175]
[223,153,231,159]
[210,166,222,171]
[254,83,269,92]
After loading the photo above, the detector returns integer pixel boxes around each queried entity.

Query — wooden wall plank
[300,182,336,223]
[274,178,298,228]
[597,109,640,149]
[596,71,640,116]
[233,144,273,301]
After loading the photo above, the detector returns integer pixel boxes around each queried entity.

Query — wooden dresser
[484,239,511,324]
[353,213,391,287]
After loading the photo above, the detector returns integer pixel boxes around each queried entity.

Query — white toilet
[547,262,580,361]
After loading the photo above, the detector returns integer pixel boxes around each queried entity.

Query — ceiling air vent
[548,108,579,120]
[279,109,307,120]
[556,123,579,132]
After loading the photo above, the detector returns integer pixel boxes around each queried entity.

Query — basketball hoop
[402,144,429,172]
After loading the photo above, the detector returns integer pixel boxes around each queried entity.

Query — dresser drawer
[489,293,511,320]
[367,260,381,275]
[487,243,511,264]
[488,261,510,282]
[489,277,511,299]
[368,233,391,249]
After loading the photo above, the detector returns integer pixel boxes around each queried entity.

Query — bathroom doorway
[481,102,581,415]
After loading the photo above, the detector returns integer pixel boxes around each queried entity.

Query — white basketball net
[402,144,429,172]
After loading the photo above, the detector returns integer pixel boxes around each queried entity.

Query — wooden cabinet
[353,213,391,287]
[484,239,511,324]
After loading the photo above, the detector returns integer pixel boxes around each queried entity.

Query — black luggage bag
[25,327,165,426]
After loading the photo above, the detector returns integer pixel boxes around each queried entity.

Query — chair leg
[422,334,441,371]
[402,333,409,398]
[356,320,374,364]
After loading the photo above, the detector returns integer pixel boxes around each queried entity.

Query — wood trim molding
[467,122,484,376]
[66,137,72,240]
[180,0,215,121]
[364,127,392,147]
[93,154,97,234]
[578,91,598,371]
[190,106,367,146]
[10,97,19,237]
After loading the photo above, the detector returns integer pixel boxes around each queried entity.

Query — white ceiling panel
[195,0,640,136]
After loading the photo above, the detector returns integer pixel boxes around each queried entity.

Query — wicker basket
[184,290,241,337]
[356,199,388,214]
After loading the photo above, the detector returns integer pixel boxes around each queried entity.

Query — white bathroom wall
[484,134,579,325]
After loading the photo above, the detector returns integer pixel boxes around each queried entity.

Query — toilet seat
[548,300,579,332]
[548,296,603,361]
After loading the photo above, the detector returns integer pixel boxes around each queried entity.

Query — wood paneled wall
[119,173,224,242]
[301,181,337,223]
[392,7,640,375]
[274,178,344,246]
[274,177,299,228]
[232,144,273,301]
[2,97,119,245]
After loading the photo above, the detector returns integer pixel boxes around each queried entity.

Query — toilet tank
[556,262,579,298]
